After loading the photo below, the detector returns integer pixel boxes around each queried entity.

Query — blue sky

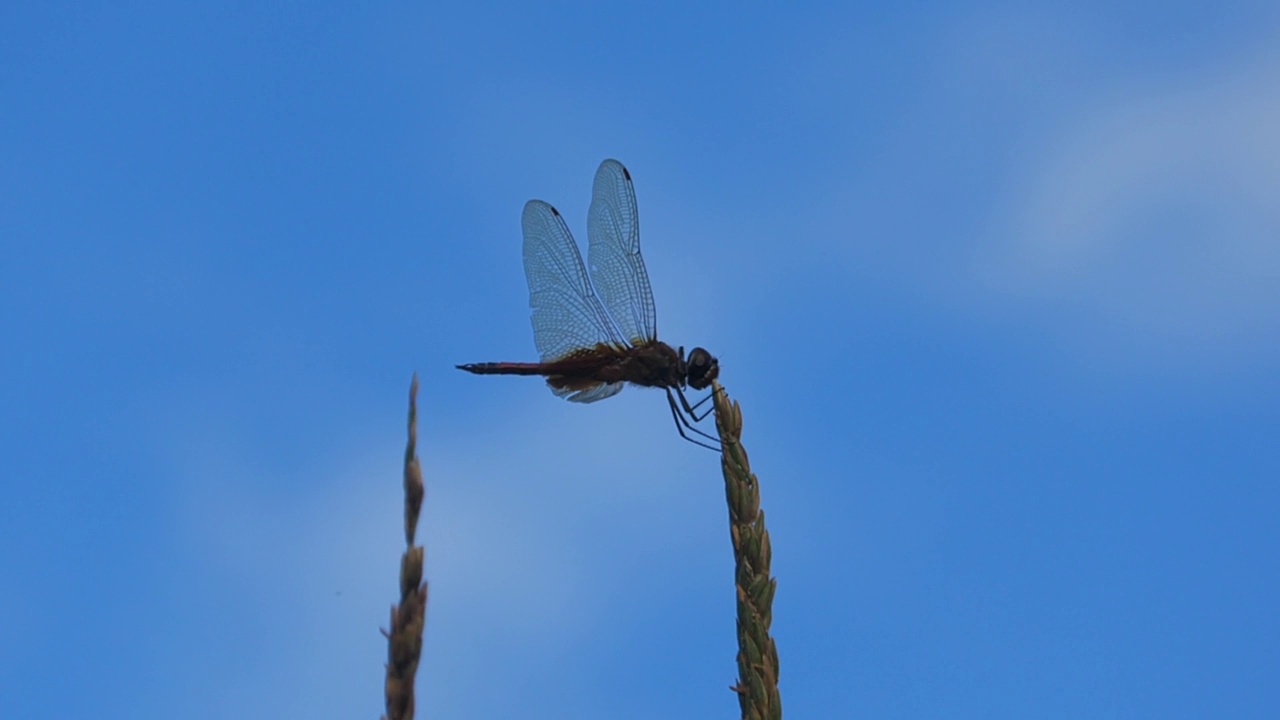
[3,2,1279,717]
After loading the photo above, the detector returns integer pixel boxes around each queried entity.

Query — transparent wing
[522,199,627,363]
[587,159,657,346]
[561,381,624,403]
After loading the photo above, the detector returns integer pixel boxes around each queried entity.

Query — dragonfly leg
[676,385,723,423]
[672,387,722,441]
[665,388,722,451]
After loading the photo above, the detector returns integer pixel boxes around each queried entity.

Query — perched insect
[458,159,721,449]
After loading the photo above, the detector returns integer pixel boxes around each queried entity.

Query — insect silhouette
[457,159,721,450]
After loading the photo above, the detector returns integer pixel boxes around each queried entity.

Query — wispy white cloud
[974,44,1280,366]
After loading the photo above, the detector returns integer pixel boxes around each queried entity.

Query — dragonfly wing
[522,199,627,364]
[587,159,658,346]
[551,381,625,403]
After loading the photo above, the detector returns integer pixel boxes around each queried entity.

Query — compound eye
[684,347,719,389]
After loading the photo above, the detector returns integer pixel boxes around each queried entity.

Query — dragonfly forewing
[587,159,657,347]
[522,199,627,364]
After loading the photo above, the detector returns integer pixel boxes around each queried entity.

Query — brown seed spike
[384,374,429,720]
[711,380,782,720]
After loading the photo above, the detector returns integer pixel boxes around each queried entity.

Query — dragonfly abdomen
[455,362,551,376]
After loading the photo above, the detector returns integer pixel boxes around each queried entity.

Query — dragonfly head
[684,346,720,390]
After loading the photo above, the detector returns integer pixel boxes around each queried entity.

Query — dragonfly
[457,159,721,450]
